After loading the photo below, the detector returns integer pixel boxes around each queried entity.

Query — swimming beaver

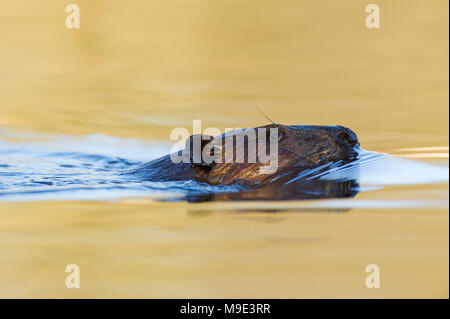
[134,124,361,201]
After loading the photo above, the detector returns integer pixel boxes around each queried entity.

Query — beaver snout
[334,126,360,148]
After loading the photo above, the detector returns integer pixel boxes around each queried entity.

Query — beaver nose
[335,126,359,147]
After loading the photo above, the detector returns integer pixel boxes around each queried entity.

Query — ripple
[0,131,448,202]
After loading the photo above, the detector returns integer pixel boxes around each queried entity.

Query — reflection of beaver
[133,124,361,201]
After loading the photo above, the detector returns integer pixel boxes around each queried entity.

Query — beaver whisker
[255,104,276,125]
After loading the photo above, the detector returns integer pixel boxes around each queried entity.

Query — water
[0,132,447,206]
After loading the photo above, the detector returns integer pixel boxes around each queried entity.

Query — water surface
[0,0,448,298]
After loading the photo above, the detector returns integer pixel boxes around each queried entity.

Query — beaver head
[187,124,360,186]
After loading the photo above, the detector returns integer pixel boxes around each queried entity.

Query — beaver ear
[184,134,216,169]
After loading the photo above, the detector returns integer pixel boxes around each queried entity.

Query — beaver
[132,124,361,201]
